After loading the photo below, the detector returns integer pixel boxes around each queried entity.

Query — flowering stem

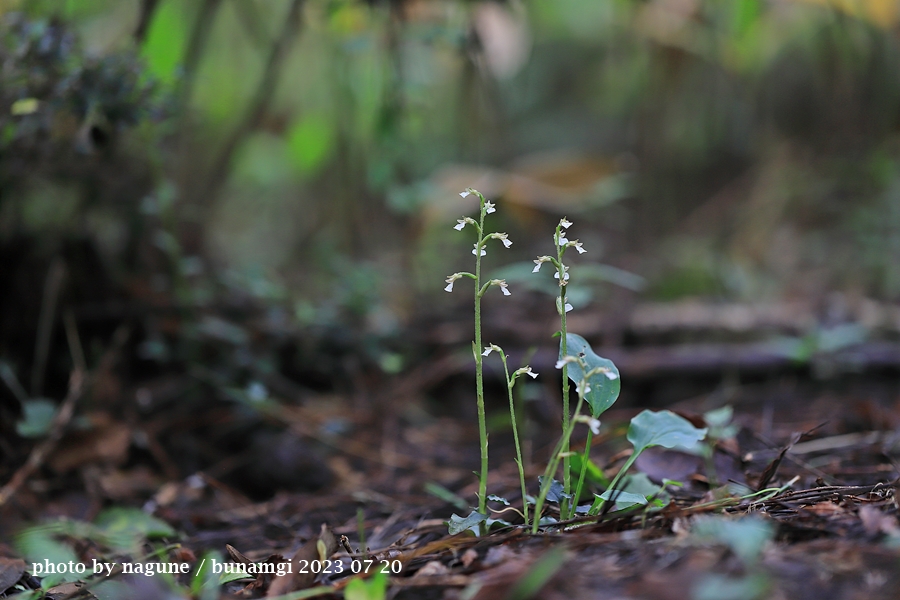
[473,195,489,533]
[532,381,587,533]
[556,226,572,519]
[499,351,529,527]
[571,428,593,518]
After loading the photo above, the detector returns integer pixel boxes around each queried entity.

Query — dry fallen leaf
[266,524,337,597]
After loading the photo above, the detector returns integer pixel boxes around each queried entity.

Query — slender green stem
[531,389,586,533]
[590,450,641,515]
[556,230,571,519]
[571,428,593,516]
[499,352,529,527]
[473,195,489,534]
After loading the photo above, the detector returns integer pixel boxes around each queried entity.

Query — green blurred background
[4,0,900,379]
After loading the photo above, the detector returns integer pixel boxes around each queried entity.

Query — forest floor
[2,299,900,600]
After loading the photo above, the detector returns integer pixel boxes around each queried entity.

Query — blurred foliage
[3,0,900,388]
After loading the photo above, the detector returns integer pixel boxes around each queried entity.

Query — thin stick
[31,258,66,397]
[0,369,85,508]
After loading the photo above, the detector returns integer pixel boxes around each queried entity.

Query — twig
[0,323,128,508]
[179,0,224,108]
[0,369,85,508]
[31,258,66,397]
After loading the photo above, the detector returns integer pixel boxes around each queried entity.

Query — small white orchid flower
[575,381,591,396]
[491,232,512,248]
[472,243,486,256]
[513,366,538,380]
[454,217,476,231]
[444,273,463,292]
[555,356,578,369]
[460,189,472,198]
[555,231,569,246]
[554,265,570,285]
[533,256,553,273]
[484,200,496,214]
[482,344,501,356]
[588,418,601,435]
[489,279,511,295]
[603,370,619,380]
[559,218,573,229]
[568,240,586,254]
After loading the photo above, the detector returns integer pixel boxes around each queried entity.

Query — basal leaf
[595,489,648,509]
[447,511,486,535]
[561,333,620,417]
[627,410,707,453]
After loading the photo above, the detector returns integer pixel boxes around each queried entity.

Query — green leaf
[595,489,647,509]
[191,551,222,600]
[627,410,707,453]
[487,494,510,506]
[287,114,336,177]
[93,508,176,551]
[692,516,775,566]
[561,333,620,417]
[447,511,487,535]
[15,525,79,584]
[537,477,570,504]
[16,399,57,438]
[345,570,388,600]
[140,0,188,85]
[569,453,608,486]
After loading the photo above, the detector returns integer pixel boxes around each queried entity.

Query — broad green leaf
[627,410,707,453]
[15,526,79,584]
[692,516,775,566]
[561,333,620,417]
[94,507,175,538]
[16,399,57,438]
[595,489,647,509]
[487,494,510,506]
[447,511,486,535]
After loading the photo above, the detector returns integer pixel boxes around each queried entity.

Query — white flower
[484,200,496,214]
[454,218,475,231]
[524,367,538,379]
[559,218,573,229]
[554,265,570,285]
[460,189,471,198]
[491,232,512,248]
[575,381,591,396]
[445,273,463,292]
[555,231,569,246]
[603,370,619,380]
[568,240,586,254]
[472,243,486,256]
[555,356,577,369]
[492,279,511,296]
[482,344,501,356]
[533,256,553,273]
[588,418,601,435]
